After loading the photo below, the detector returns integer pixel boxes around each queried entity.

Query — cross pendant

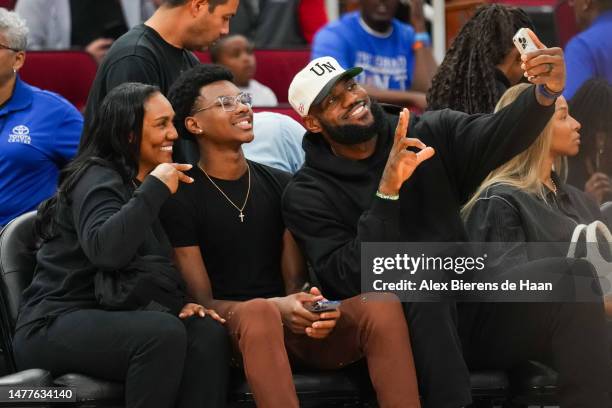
[239,212,245,222]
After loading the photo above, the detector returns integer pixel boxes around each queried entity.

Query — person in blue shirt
[0,9,83,227]
[242,111,305,173]
[311,0,437,110]
[564,0,612,99]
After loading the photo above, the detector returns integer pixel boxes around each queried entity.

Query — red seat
[19,51,97,111]
[252,49,310,103]
[554,0,578,48]
[194,49,310,103]
[0,0,16,10]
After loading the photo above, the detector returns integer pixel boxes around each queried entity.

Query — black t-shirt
[160,161,291,301]
[70,0,128,46]
[83,24,200,162]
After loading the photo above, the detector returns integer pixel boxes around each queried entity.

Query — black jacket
[17,165,181,332]
[282,86,555,299]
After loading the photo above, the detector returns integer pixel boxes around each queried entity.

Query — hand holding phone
[304,300,341,313]
[513,28,538,54]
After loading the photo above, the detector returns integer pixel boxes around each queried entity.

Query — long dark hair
[568,78,612,162]
[36,82,160,240]
[426,4,533,114]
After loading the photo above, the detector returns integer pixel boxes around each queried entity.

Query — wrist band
[376,190,400,201]
[414,32,431,46]
[537,84,564,100]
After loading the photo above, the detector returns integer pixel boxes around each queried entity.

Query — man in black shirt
[280,43,602,406]
[161,64,423,408]
[83,0,238,163]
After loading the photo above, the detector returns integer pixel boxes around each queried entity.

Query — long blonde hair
[461,83,554,219]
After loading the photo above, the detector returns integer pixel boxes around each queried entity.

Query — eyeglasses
[192,92,253,114]
[0,43,21,52]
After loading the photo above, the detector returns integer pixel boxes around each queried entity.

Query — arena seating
[17,50,309,114]
[194,49,310,104]
[0,0,16,10]
[0,211,562,407]
[554,0,579,48]
[19,51,98,111]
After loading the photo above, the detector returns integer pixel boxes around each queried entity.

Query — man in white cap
[282,46,612,407]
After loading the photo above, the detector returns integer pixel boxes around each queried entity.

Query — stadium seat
[195,49,310,104]
[0,212,550,407]
[0,211,124,407]
[555,0,579,48]
[19,51,97,111]
[0,0,16,10]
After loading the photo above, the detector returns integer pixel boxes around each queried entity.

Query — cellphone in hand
[513,28,538,54]
[305,300,341,313]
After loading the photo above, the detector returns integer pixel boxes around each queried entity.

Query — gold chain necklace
[544,177,557,194]
[198,162,251,223]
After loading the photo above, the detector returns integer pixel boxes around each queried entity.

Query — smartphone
[305,300,341,313]
[513,28,538,54]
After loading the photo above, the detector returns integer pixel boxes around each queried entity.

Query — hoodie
[282,85,555,299]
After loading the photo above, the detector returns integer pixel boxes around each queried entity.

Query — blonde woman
[463,83,605,256]
[458,84,612,408]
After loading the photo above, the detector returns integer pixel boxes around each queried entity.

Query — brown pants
[216,293,420,408]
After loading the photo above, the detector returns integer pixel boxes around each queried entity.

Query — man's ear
[190,0,208,15]
[13,51,25,72]
[185,116,203,136]
[302,115,323,133]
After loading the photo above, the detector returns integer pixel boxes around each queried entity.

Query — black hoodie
[282,86,555,299]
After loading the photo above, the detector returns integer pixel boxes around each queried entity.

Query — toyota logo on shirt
[8,125,31,144]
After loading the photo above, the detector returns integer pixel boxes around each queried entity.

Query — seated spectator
[463,82,604,259]
[14,82,230,408]
[243,111,305,173]
[311,0,437,110]
[564,0,612,99]
[230,0,327,48]
[0,9,82,228]
[15,0,158,63]
[460,83,611,404]
[164,64,420,408]
[567,78,612,204]
[281,45,567,406]
[210,34,278,106]
[427,4,534,114]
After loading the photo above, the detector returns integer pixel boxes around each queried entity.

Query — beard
[319,102,385,145]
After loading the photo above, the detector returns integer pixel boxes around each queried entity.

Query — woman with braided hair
[426,4,534,114]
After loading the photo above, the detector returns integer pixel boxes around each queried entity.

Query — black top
[69,0,128,46]
[160,161,290,301]
[16,165,179,332]
[83,24,200,163]
[464,172,604,267]
[282,86,556,299]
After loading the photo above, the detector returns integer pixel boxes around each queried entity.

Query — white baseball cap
[288,56,363,117]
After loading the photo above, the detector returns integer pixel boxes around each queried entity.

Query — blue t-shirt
[0,77,83,226]
[243,112,305,174]
[564,11,612,99]
[311,12,416,91]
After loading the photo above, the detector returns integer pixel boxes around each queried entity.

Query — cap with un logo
[288,57,362,117]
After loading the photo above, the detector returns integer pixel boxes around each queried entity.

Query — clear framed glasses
[0,43,20,52]
[192,92,253,114]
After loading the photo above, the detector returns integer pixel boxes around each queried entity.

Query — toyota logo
[12,125,30,135]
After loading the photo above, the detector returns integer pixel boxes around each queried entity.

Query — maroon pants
[216,293,420,408]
